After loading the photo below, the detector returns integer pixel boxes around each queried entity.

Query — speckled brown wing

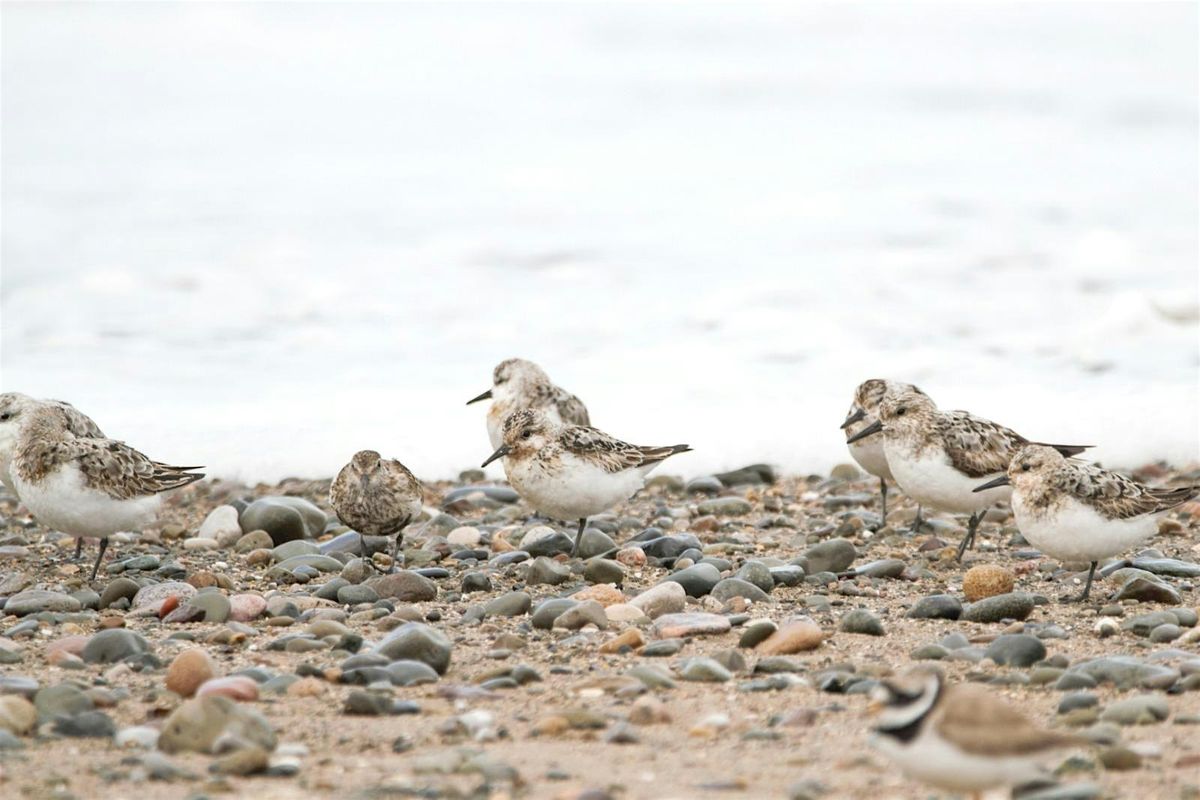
[559,426,690,474]
[937,412,1026,478]
[936,684,1083,757]
[72,437,204,500]
[330,460,422,536]
[1055,462,1197,520]
[553,389,591,427]
[48,400,105,439]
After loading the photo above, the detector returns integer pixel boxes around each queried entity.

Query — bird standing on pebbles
[481,409,690,556]
[11,406,204,580]
[975,444,1198,601]
[467,358,590,449]
[0,392,108,560]
[847,389,1087,561]
[869,666,1084,799]
[841,379,926,525]
[330,450,424,569]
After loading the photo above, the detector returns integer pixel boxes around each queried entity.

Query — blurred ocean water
[2,3,1197,482]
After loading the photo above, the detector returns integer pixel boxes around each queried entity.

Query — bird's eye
[1021,463,1030,471]
[0,413,9,422]
[522,430,532,439]
[895,407,906,416]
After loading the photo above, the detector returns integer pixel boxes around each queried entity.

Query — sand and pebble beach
[1,458,1198,799]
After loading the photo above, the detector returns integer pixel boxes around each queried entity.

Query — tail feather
[1150,485,1199,511]
[640,444,692,465]
[1035,443,1092,458]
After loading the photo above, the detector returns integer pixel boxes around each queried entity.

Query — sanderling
[0,392,105,497]
[329,449,424,569]
[846,389,1087,561]
[480,409,689,556]
[466,358,590,449]
[975,444,1198,601]
[841,378,926,525]
[11,406,204,580]
[869,666,1082,799]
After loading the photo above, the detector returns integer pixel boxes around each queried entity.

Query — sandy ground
[1,465,1199,800]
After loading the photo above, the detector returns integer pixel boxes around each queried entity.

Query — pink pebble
[45,635,89,659]
[228,593,267,622]
[196,676,259,702]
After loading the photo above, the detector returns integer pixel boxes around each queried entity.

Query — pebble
[1114,576,1182,604]
[484,591,532,617]
[239,496,327,545]
[365,570,438,601]
[712,577,772,604]
[662,563,722,597]
[839,609,884,636]
[531,599,579,629]
[739,619,778,649]
[1099,695,1170,725]
[132,582,196,613]
[211,745,270,776]
[961,592,1035,623]
[583,558,625,586]
[526,557,572,586]
[796,538,856,574]
[0,696,36,735]
[54,710,116,738]
[521,526,575,557]
[906,594,962,620]
[554,600,608,630]
[197,676,259,701]
[984,634,1047,667]
[678,657,732,682]
[962,564,1016,600]
[82,629,153,664]
[4,590,81,616]
[696,497,752,516]
[158,695,277,754]
[653,612,731,638]
[755,619,824,654]
[373,623,453,674]
[166,650,217,697]
[196,505,242,543]
[629,582,686,619]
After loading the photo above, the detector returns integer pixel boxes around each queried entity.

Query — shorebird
[481,409,690,556]
[975,444,1198,601]
[869,666,1083,799]
[841,379,926,527]
[0,393,108,561]
[467,358,590,449]
[846,389,1087,561]
[329,450,424,569]
[11,406,204,580]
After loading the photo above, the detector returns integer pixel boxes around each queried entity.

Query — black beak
[466,389,492,405]
[481,444,510,468]
[840,408,866,430]
[845,419,883,444]
[973,475,1011,493]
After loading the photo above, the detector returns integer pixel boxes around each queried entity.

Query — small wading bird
[0,392,107,561]
[847,389,1087,561]
[330,450,423,570]
[481,409,690,557]
[467,358,590,449]
[10,406,203,580]
[975,444,1198,601]
[869,666,1085,800]
[841,379,927,528]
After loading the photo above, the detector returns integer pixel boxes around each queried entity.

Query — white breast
[885,441,1010,514]
[871,728,1047,793]
[1013,493,1157,563]
[506,453,653,520]
[848,437,892,481]
[14,465,160,538]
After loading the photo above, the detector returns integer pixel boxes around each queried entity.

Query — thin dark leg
[360,533,369,560]
[955,511,980,562]
[571,518,586,557]
[1075,561,1098,602]
[879,478,888,522]
[390,533,403,574]
[74,538,83,560]
[910,505,924,534]
[89,537,109,581]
